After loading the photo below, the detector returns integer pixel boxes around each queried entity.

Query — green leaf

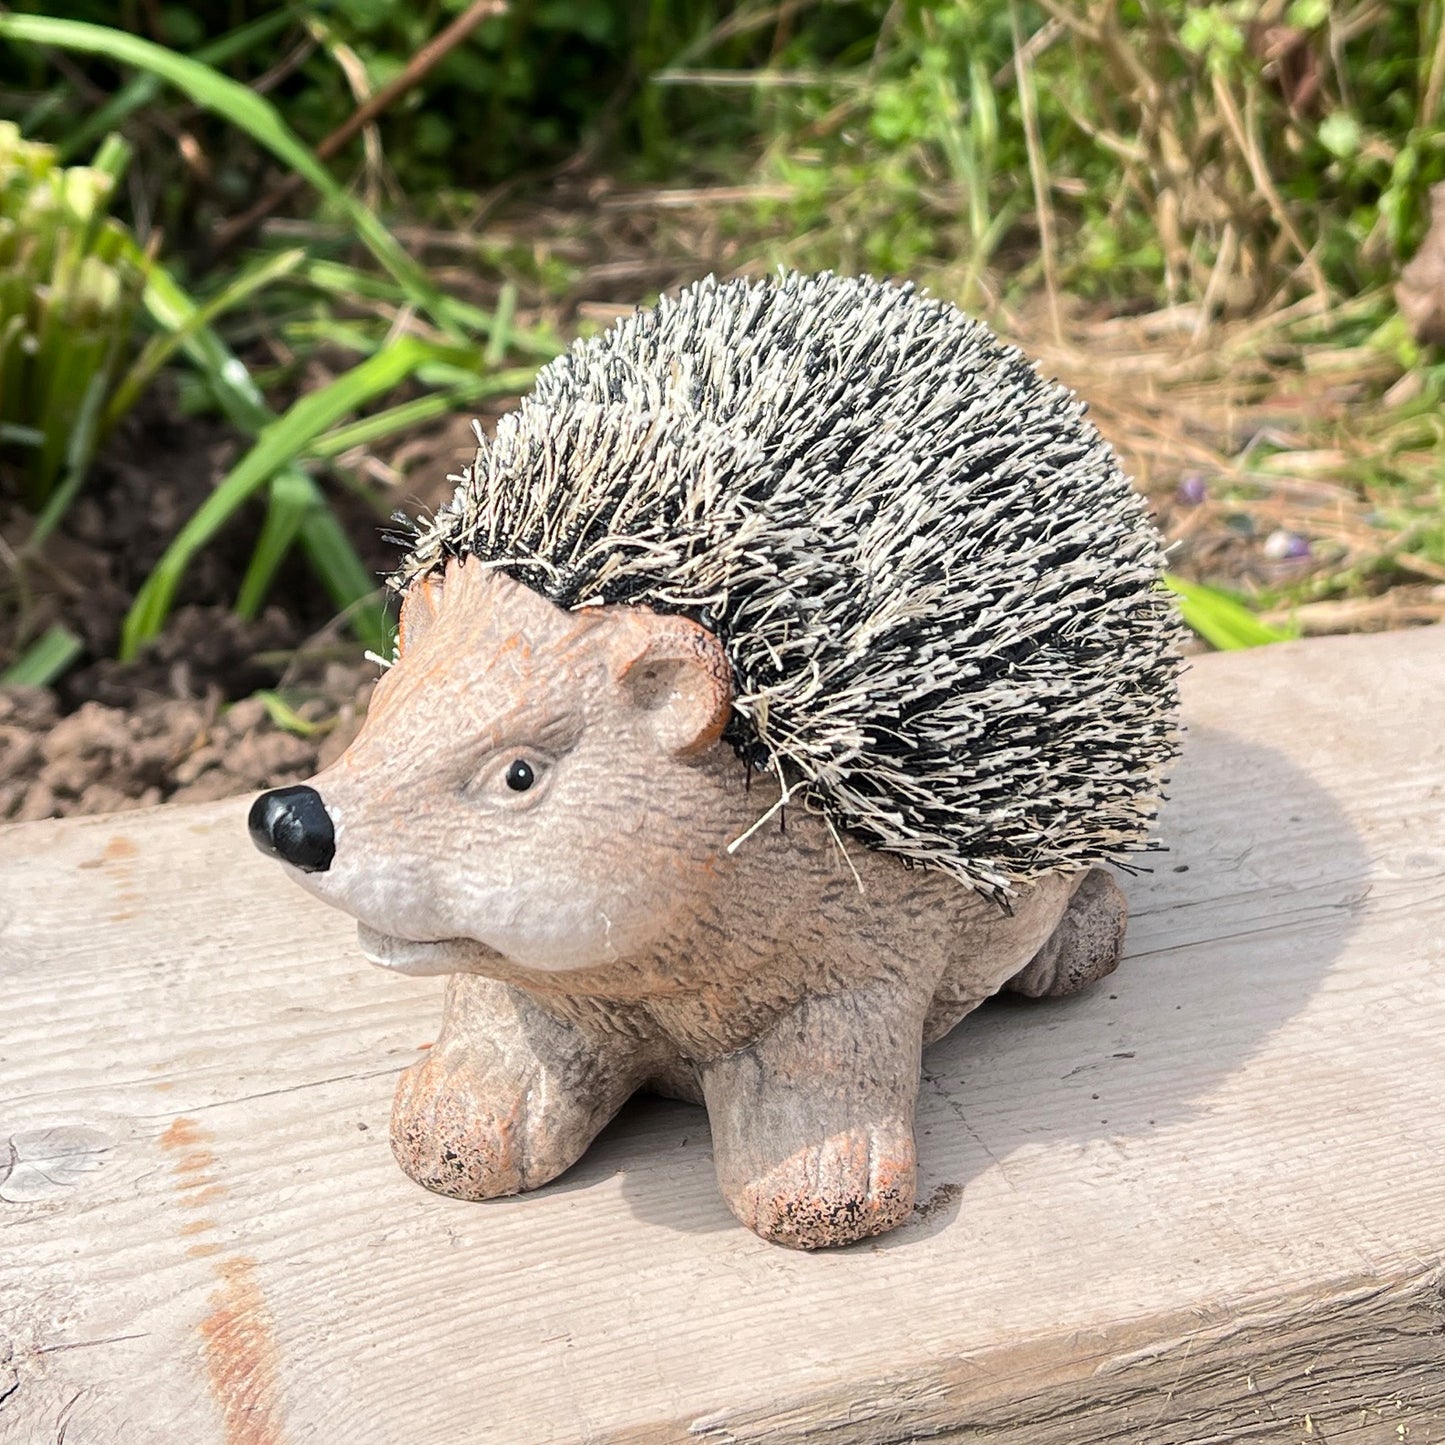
[123,251,393,657]
[105,247,307,429]
[121,338,432,660]
[1165,574,1298,650]
[302,259,559,358]
[1317,111,1363,161]
[133,256,271,431]
[234,467,314,619]
[254,689,324,738]
[25,357,119,551]
[2,624,84,686]
[1286,0,1329,28]
[0,14,466,338]
[484,282,517,368]
[1178,8,1245,72]
[305,367,535,458]
[0,126,143,512]
[294,506,394,658]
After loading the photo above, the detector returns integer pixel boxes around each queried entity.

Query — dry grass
[1006,293,1442,607]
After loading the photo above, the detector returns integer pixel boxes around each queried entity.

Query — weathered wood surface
[1,626,1443,1445]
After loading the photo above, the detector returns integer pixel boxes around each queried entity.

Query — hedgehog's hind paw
[1006,866,1127,999]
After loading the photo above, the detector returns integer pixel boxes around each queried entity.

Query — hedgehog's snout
[249,784,336,874]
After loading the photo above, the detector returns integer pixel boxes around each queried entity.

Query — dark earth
[0,390,483,823]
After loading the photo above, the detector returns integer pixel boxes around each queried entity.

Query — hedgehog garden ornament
[249,272,1181,1249]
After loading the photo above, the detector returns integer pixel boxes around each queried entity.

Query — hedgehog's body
[249,273,1182,1248]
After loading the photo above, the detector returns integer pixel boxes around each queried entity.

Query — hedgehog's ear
[397,572,446,657]
[609,611,732,758]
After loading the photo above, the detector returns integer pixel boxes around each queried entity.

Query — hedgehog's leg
[390,973,649,1200]
[699,978,930,1249]
[1005,867,1127,999]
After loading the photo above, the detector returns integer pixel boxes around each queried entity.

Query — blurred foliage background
[1,0,1443,686]
[5,1,1442,295]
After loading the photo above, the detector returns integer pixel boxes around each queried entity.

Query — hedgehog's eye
[462,749,553,808]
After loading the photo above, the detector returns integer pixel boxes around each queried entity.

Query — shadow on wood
[563,722,1365,1252]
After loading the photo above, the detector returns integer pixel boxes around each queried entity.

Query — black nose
[248,785,335,873]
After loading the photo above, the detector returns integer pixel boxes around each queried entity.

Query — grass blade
[0,15,465,338]
[302,259,559,357]
[135,258,270,429]
[105,247,306,428]
[58,10,296,161]
[306,367,536,458]
[234,467,313,619]
[1165,574,1298,650]
[254,688,325,737]
[121,337,431,659]
[26,358,119,551]
[3,624,84,685]
[295,506,394,658]
[484,282,517,368]
[124,250,394,657]
[240,468,393,657]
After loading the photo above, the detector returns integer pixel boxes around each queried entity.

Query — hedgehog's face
[248,559,734,978]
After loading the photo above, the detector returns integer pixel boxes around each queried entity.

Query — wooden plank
[1,626,1443,1445]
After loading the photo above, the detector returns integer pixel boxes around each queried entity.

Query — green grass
[0,124,144,521]
[1166,575,1300,650]
[1,624,84,686]
[735,0,1445,309]
[0,15,468,337]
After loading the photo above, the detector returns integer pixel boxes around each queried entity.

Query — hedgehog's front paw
[390,975,648,1201]
[390,1050,543,1200]
[723,1121,917,1250]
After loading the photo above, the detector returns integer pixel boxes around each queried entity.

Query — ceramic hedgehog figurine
[249,272,1182,1249]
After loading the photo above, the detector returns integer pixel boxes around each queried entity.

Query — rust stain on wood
[160,1116,206,1152]
[78,834,140,869]
[179,1184,229,1209]
[161,1118,223,1199]
[200,1255,289,1445]
[159,1118,289,1443]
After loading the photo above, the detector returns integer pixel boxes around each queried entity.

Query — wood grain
[1,626,1443,1444]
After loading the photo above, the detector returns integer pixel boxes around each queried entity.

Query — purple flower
[1176,472,1208,507]
[1263,529,1311,561]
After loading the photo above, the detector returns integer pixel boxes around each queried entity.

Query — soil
[0,387,479,825]
[0,625,373,824]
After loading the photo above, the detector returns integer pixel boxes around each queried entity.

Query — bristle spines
[399,272,1182,899]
